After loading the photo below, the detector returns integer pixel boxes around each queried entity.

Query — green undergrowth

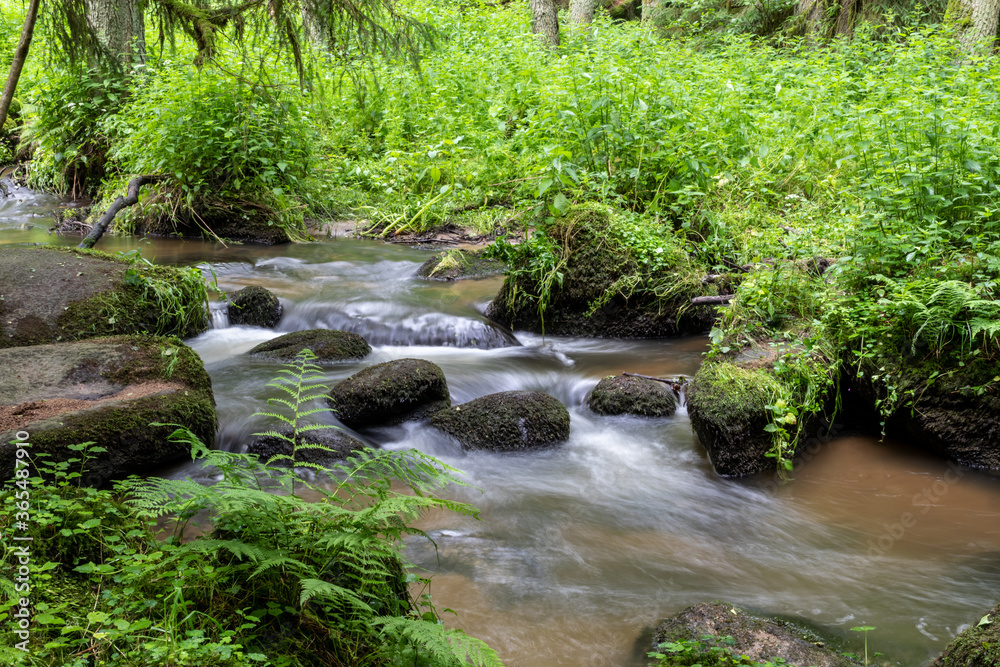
[0,351,501,667]
[648,636,793,666]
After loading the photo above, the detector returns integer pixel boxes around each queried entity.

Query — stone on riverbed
[0,336,216,487]
[416,248,506,281]
[431,391,570,452]
[931,600,1000,666]
[0,245,208,348]
[247,425,370,468]
[588,374,677,417]
[248,329,371,363]
[327,359,450,428]
[228,285,283,328]
[652,602,856,667]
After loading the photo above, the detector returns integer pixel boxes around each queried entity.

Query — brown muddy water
[3,188,1000,666]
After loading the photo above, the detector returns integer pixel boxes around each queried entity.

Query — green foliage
[0,351,501,666]
[648,636,792,666]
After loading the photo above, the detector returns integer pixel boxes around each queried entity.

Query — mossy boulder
[931,601,1000,666]
[228,285,283,328]
[588,374,677,417]
[247,426,369,467]
[248,329,371,363]
[652,602,856,667]
[485,204,718,337]
[128,196,293,244]
[416,249,506,281]
[0,246,208,348]
[431,391,570,452]
[327,359,450,428]
[687,357,783,477]
[0,336,216,487]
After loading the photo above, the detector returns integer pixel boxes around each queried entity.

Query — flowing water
[3,188,1000,666]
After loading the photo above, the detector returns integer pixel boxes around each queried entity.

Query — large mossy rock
[588,374,677,417]
[485,204,718,337]
[247,426,369,468]
[431,391,570,452]
[687,358,783,477]
[130,198,292,244]
[248,329,371,363]
[652,602,856,667]
[0,336,216,486]
[932,601,1000,666]
[228,285,283,328]
[0,246,208,348]
[876,356,1000,471]
[416,249,506,281]
[327,359,450,428]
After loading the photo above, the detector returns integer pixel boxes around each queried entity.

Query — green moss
[228,285,283,328]
[248,329,372,362]
[486,204,717,337]
[431,390,570,451]
[589,375,678,417]
[932,602,1000,666]
[327,358,451,428]
[687,361,785,476]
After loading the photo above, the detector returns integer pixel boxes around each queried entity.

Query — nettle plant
[0,350,501,667]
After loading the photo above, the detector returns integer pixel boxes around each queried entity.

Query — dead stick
[622,372,688,385]
[692,295,733,305]
[78,174,166,249]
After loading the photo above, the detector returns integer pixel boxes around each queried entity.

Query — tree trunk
[531,0,561,47]
[956,0,1000,50]
[569,0,597,25]
[641,0,660,23]
[0,0,41,131]
[834,0,856,35]
[79,175,165,249]
[86,0,147,66]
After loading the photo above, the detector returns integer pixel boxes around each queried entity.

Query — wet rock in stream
[327,358,451,428]
[247,329,371,363]
[431,390,570,452]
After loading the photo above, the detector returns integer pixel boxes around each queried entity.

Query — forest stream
[3,190,1000,667]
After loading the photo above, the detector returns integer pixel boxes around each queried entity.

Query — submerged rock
[247,425,369,467]
[588,374,677,417]
[416,248,506,281]
[0,336,216,486]
[431,391,570,452]
[931,600,1000,666]
[327,358,450,428]
[652,602,856,667]
[485,204,718,337]
[228,285,283,328]
[0,246,208,347]
[248,329,371,363]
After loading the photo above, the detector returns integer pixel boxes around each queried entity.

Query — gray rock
[589,374,677,417]
[248,329,371,363]
[431,390,570,452]
[228,285,282,328]
[327,359,450,428]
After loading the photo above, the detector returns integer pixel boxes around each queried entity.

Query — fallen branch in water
[78,174,166,249]
[622,372,688,386]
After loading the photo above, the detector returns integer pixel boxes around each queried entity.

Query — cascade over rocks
[248,329,371,363]
[327,358,451,428]
[0,336,216,486]
[652,602,857,667]
[485,204,718,337]
[931,600,1000,666]
[228,285,283,328]
[588,374,677,417]
[431,390,570,452]
[0,246,208,347]
[247,425,370,467]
